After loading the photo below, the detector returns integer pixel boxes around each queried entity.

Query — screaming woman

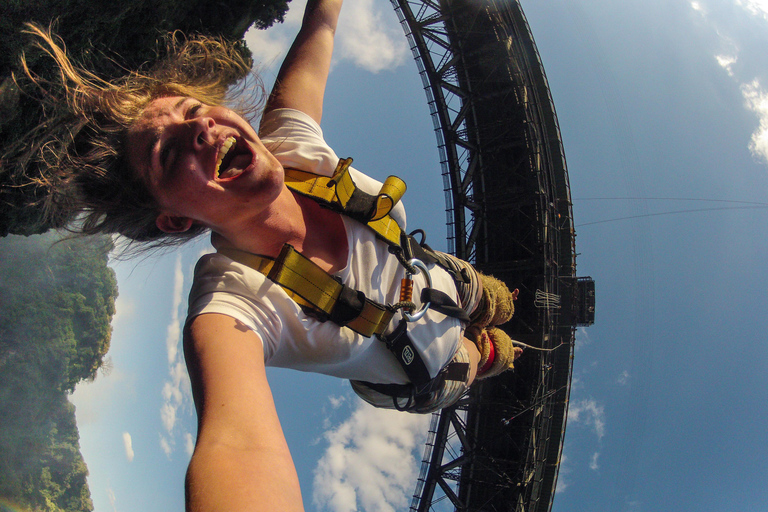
[14,0,523,509]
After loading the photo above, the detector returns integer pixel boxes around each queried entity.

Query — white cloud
[245,0,406,80]
[158,254,193,456]
[165,322,181,366]
[160,435,172,458]
[617,370,630,385]
[589,451,600,471]
[185,432,196,457]
[568,398,606,440]
[122,432,134,462]
[160,362,192,448]
[322,395,351,429]
[111,294,136,327]
[313,400,430,512]
[694,1,768,166]
[741,79,768,164]
[328,395,347,409]
[737,0,768,20]
[690,3,738,77]
[716,54,737,76]
[244,0,307,83]
[244,24,294,79]
[107,487,118,512]
[337,0,408,73]
[160,398,177,434]
[555,453,570,494]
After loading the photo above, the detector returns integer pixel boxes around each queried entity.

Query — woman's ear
[156,213,194,233]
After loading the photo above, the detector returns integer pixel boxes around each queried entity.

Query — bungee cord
[511,339,566,352]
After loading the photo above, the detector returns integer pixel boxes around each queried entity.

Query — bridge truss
[388,0,595,511]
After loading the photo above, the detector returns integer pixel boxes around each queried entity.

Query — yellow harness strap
[219,244,396,338]
[217,158,410,337]
[284,158,406,247]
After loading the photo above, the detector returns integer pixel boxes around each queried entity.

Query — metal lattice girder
[390,0,590,511]
[391,0,484,260]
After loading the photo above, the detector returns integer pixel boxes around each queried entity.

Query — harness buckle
[403,258,432,322]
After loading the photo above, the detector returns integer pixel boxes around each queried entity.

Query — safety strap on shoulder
[284,158,406,247]
[219,244,396,338]
[219,159,470,337]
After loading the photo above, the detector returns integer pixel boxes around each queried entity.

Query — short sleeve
[186,253,284,361]
[260,108,339,177]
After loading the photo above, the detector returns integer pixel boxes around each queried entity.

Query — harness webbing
[218,158,470,334]
[217,158,472,403]
[284,158,406,247]
[218,244,396,338]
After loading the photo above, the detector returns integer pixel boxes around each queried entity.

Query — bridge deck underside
[396,1,578,511]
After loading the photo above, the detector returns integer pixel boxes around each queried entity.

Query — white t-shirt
[186,109,462,385]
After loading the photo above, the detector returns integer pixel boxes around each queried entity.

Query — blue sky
[70,0,768,511]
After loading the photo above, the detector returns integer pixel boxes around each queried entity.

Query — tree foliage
[0,233,118,511]
[0,0,289,236]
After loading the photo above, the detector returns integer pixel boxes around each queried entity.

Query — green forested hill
[0,233,118,511]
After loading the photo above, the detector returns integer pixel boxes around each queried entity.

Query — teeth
[215,137,237,177]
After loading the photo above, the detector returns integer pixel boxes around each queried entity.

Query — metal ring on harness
[403,258,432,322]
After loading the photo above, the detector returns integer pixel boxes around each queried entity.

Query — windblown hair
[9,24,260,251]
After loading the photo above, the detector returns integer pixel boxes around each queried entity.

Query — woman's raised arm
[263,0,343,124]
[184,313,304,512]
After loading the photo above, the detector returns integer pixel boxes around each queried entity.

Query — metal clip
[403,258,432,322]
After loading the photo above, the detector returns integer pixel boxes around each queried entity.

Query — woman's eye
[187,104,203,118]
[161,143,175,172]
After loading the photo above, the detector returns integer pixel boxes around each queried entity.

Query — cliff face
[0,233,118,512]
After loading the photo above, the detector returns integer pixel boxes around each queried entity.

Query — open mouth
[215,136,252,180]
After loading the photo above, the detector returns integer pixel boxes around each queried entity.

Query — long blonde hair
[7,24,261,249]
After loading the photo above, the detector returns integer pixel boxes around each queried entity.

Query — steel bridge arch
[387,0,595,511]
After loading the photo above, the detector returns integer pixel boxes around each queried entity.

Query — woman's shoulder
[187,252,287,353]
[260,108,339,178]
[259,108,324,140]
[190,252,269,301]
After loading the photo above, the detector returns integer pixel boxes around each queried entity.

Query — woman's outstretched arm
[263,0,344,124]
[184,314,304,512]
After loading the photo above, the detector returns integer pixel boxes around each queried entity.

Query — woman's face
[127,96,284,233]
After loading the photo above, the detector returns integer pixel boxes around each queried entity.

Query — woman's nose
[190,116,216,149]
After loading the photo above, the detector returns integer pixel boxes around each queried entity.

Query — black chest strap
[375,319,470,410]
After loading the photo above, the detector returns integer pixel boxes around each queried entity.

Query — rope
[391,300,417,313]
[534,289,561,309]
[510,340,566,352]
